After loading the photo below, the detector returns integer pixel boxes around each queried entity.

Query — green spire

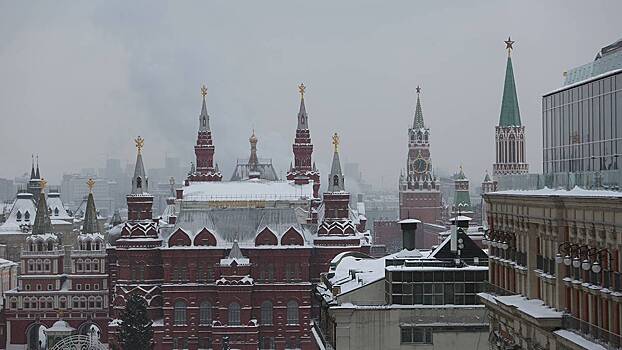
[499,55,522,127]
[413,86,424,129]
[32,182,52,234]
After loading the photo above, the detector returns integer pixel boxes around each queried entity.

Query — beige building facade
[480,188,622,350]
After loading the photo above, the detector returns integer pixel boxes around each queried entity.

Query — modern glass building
[542,69,622,179]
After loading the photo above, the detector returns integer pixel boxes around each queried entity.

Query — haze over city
[1,1,620,188]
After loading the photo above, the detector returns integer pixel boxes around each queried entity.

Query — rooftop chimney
[398,218,421,250]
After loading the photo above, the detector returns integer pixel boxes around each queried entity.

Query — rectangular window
[401,327,433,344]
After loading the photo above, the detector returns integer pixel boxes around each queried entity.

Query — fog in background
[1,1,620,189]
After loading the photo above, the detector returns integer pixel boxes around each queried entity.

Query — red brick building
[4,181,108,349]
[398,87,443,225]
[108,85,370,350]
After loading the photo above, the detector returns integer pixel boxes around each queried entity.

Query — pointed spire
[297,83,309,130]
[35,155,40,179]
[82,178,100,234]
[248,130,259,171]
[32,178,52,234]
[499,37,521,127]
[199,84,210,132]
[327,133,345,192]
[483,170,491,183]
[413,86,425,129]
[131,136,148,194]
[30,155,36,179]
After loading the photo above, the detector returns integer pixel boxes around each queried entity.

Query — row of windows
[173,300,300,326]
[13,296,103,310]
[27,259,53,273]
[167,264,303,283]
[390,270,488,283]
[75,259,101,273]
[389,282,486,305]
[15,211,31,221]
[28,242,55,252]
[172,336,299,350]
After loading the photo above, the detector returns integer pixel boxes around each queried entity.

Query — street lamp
[582,259,591,271]
[592,260,602,274]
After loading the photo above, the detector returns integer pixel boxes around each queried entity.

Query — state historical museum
[107,84,371,350]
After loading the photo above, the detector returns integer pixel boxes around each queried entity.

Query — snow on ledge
[554,329,607,350]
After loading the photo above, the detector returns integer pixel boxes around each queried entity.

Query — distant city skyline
[1,1,621,189]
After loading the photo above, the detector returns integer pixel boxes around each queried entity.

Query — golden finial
[86,178,95,193]
[332,132,340,152]
[134,136,145,154]
[298,83,306,99]
[200,84,208,98]
[40,178,47,190]
[504,36,515,57]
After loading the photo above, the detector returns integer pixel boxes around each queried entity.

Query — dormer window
[24,211,30,221]
[136,177,142,189]
[54,208,59,216]
[333,175,339,187]
[16,211,21,221]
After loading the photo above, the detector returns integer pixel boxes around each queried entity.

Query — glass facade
[385,269,488,305]
[543,71,622,174]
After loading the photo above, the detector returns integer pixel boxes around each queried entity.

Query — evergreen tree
[118,294,153,350]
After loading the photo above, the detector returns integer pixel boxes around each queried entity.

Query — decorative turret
[481,171,496,194]
[287,83,320,196]
[493,37,528,177]
[452,166,473,216]
[32,179,52,234]
[321,133,351,224]
[248,130,259,177]
[127,136,154,221]
[327,133,345,192]
[187,84,222,183]
[27,155,43,202]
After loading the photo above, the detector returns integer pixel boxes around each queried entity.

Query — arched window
[136,176,142,189]
[28,260,34,272]
[24,211,30,221]
[228,302,241,325]
[333,175,339,187]
[36,259,42,271]
[199,301,212,325]
[174,300,187,325]
[286,300,299,325]
[47,241,53,251]
[43,259,50,272]
[16,211,21,221]
[260,300,273,325]
[54,208,59,216]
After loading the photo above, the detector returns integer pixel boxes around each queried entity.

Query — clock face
[413,158,428,173]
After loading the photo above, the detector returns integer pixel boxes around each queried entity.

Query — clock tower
[399,87,442,225]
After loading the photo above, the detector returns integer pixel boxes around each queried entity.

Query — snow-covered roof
[183,179,314,201]
[398,218,421,224]
[327,253,388,295]
[170,206,314,246]
[27,233,58,242]
[47,320,75,333]
[449,215,472,222]
[0,193,35,232]
[78,232,104,241]
[489,186,622,198]
[47,193,72,220]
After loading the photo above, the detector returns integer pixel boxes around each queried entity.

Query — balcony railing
[562,314,621,349]
[21,249,64,256]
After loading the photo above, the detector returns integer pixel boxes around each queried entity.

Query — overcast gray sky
[0,1,620,188]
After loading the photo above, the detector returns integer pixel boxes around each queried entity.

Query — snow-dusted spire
[82,178,100,234]
[131,136,149,194]
[35,155,40,179]
[199,84,210,132]
[30,155,36,179]
[297,83,309,130]
[32,179,52,234]
[327,133,345,192]
[413,86,425,129]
